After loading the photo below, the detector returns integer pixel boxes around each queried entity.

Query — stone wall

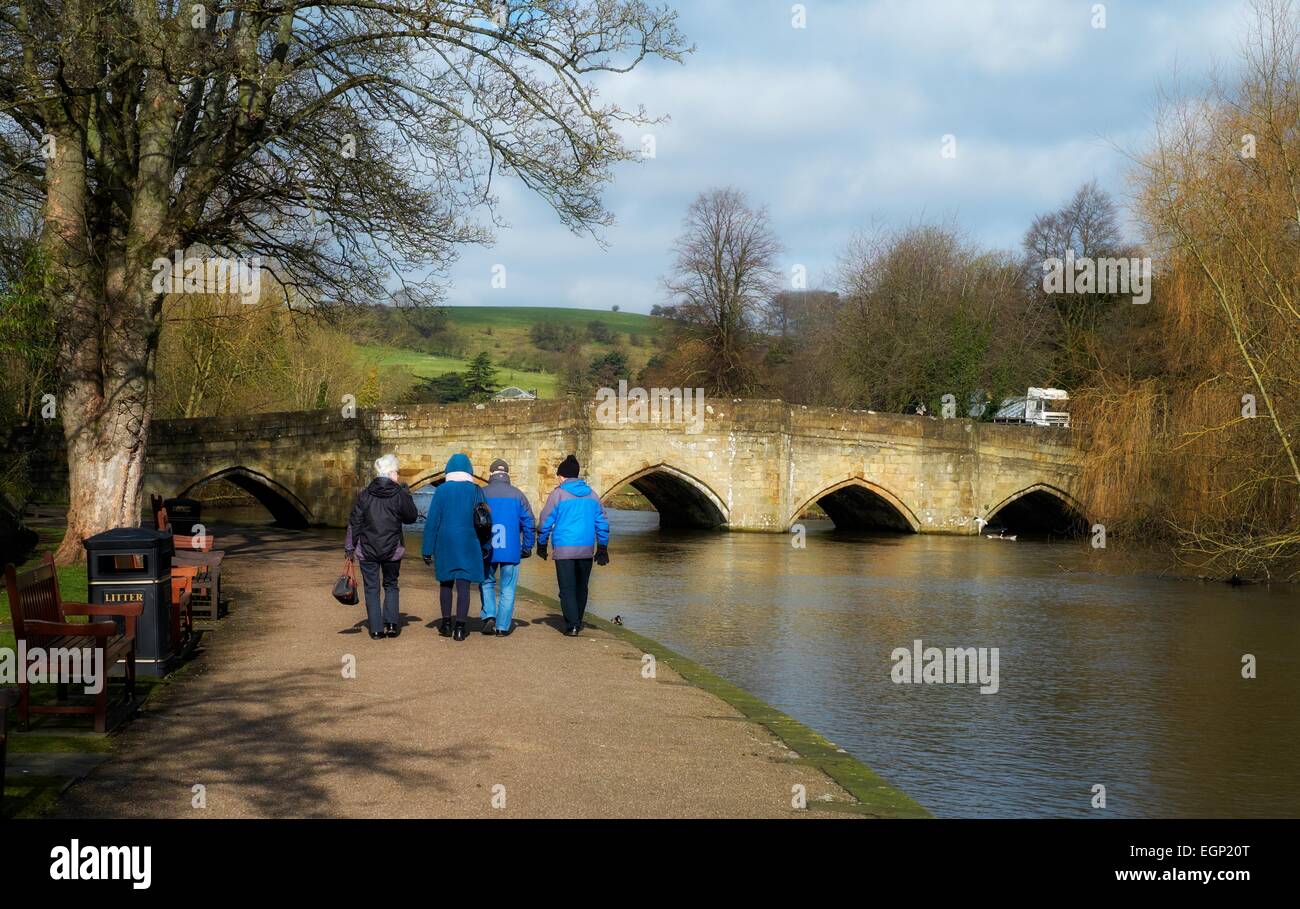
[82,398,1081,533]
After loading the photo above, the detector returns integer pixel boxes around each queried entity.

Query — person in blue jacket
[536,454,609,636]
[421,453,486,641]
[479,458,535,637]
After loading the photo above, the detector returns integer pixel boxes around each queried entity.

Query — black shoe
[385,623,399,638]
[452,621,468,641]
[481,617,496,635]
[564,624,579,637]
[438,618,452,637]
[496,625,514,637]
[369,630,386,640]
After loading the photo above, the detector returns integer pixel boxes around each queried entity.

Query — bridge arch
[984,483,1088,537]
[600,464,728,530]
[409,470,488,491]
[790,477,920,533]
[178,466,312,529]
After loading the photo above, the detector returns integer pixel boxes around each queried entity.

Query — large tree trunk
[55,393,153,563]
[45,12,173,563]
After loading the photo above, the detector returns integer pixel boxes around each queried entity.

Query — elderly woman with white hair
[345,453,419,639]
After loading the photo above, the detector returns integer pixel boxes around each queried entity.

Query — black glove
[521,546,533,559]
[422,554,432,566]
[594,544,609,566]
[537,541,548,560]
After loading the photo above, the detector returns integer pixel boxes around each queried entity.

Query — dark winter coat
[346,477,418,562]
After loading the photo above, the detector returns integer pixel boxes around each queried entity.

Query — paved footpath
[55,527,881,818]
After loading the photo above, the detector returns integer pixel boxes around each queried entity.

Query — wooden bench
[170,565,196,643]
[1,686,18,803]
[152,496,225,619]
[3,555,140,733]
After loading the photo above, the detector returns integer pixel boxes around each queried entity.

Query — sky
[438,0,1255,313]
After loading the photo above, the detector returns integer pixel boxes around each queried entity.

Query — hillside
[356,344,561,398]
[356,305,665,400]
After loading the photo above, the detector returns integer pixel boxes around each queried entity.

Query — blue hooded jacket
[420,453,487,582]
[484,473,535,565]
[537,479,610,560]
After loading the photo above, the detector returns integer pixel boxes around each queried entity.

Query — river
[514,510,1300,818]
[212,500,1299,818]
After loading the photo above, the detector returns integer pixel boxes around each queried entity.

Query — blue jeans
[479,562,520,631]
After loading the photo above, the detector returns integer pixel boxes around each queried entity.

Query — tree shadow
[53,669,498,818]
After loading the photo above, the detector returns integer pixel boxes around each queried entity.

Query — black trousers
[359,560,401,633]
[555,558,594,627]
[439,578,471,621]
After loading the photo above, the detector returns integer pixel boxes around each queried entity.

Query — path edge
[518,585,931,819]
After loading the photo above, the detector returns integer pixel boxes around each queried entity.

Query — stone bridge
[141,399,1085,536]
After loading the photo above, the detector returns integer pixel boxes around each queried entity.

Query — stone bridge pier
[143,399,1085,536]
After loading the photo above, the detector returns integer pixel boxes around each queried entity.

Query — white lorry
[994,387,1071,428]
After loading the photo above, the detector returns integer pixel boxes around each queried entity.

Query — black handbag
[332,558,358,605]
[473,501,493,543]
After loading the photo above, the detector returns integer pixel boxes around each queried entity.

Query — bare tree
[1123,0,1300,578]
[0,1,688,560]
[1021,180,1133,383]
[660,187,781,394]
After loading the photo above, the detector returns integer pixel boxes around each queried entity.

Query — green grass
[356,344,559,398]
[444,305,658,333]
[1,775,68,819]
[358,306,668,401]
[7,734,114,754]
[362,306,666,401]
[0,558,87,651]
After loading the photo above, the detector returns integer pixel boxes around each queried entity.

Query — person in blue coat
[479,458,535,637]
[421,453,486,641]
[536,454,609,636]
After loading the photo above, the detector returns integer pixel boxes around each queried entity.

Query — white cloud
[850,0,1084,75]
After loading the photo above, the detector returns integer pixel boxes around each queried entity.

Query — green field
[356,345,560,398]
[362,305,664,400]
[444,305,658,333]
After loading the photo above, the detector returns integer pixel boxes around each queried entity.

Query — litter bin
[163,496,203,536]
[84,527,176,677]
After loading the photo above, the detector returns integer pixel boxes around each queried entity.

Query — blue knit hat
[445,452,472,475]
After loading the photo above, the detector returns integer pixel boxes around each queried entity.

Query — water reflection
[517,511,1300,818]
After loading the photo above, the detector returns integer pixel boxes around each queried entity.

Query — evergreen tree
[588,349,630,390]
[463,352,499,400]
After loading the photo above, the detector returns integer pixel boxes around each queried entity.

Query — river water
[212,500,1299,818]
[514,510,1300,819]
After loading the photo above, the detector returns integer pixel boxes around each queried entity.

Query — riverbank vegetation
[1073,0,1300,580]
[636,1,1299,579]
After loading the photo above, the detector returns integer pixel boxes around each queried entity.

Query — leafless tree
[660,187,781,394]
[0,1,689,560]
[1124,0,1300,577]
[1021,180,1135,383]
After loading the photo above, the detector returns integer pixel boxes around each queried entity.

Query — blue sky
[440,0,1252,313]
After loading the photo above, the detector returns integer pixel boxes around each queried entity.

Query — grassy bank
[356,344,560,398]
[519,584,930,818]
[357,305,666,401]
